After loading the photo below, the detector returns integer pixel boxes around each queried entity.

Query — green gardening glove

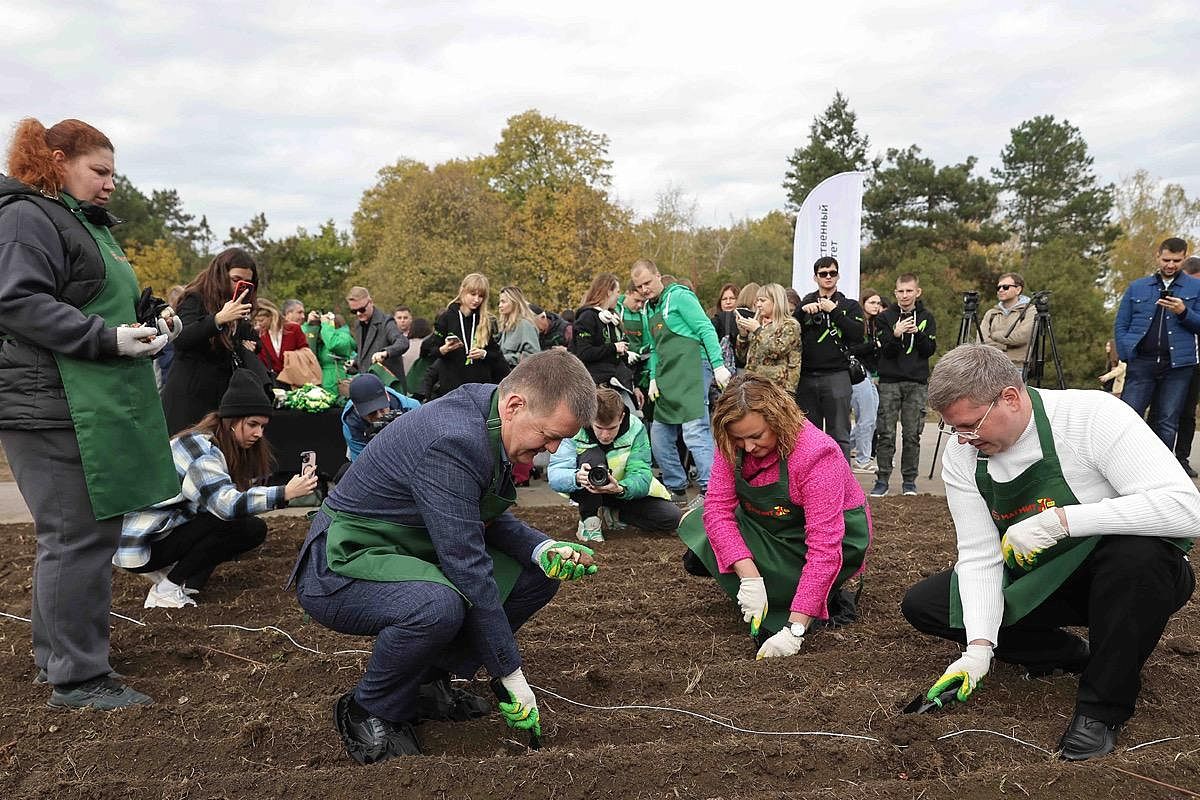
[537,541,598,580]
[496,669,542,738]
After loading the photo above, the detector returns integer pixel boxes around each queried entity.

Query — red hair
[6,118,114,196]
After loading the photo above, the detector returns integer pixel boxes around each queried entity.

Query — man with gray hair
[287,350,600,764]
[901,344,1197,761]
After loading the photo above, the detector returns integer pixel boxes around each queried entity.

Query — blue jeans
[849,379,879,463]
[1122,357,1193,449]
[650,358,715,493]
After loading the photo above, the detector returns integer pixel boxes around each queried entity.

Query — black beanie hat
[219,369,275,418]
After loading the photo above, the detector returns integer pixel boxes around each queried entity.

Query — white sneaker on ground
[851,459,876,474]
[599,506,627,531]
[685,492,707,512]
[137,569,170,586]
[576,516,605,542]
[144,579,197,609]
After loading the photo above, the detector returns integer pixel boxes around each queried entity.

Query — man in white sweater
[902,344,1197,761]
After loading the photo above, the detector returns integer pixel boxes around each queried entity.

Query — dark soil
[1,497,1197,799]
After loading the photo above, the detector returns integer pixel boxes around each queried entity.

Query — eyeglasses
[996,284,1018,291]
[816,270,839,278]
[350,304,370,316]
[944,398,997,441]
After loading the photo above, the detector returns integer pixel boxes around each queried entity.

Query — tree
[864,145,1005,258]
[351,158,431,265]
[783,91,878,211]
[482,110,613,206]
[225,213,271,260]
[262,221,355,310]
[126,239,184,296]
[993,115,1117,265]
[1108,170,1200,295]
[107,175,171,251]
[634,184,699,282]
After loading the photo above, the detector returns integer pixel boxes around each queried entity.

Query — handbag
[277,347,324,387]
[837,337,868,385]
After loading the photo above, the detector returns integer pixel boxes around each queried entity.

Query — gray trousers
[795,371,852,461]
[875,380,927,483]
[297,533,559,723]
[0,428,121,685]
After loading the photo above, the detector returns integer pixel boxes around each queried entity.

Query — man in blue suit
[1115,237,1200,448]
[288,350,599,764]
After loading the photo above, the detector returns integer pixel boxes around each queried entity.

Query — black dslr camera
[586,465,611,487]
[962,290,980,314]
[1031,290,1052,313]
[365,408,405,440]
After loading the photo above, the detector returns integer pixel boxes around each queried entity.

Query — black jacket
[794,290,864,374]
[849,314,885,375]
[160,293,260,433]
[420,307,509,398]
[877,301,937,383]
[538,312,571,350]
[570,306,633,388]
[0,178,120,429]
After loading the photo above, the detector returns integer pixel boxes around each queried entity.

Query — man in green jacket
[630,259,731,507]
[547,387,681,541]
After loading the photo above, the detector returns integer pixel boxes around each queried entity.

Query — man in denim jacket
[1114,237,1200,448]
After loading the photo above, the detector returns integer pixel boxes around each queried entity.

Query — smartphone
[1160,288,1172,300]
[232,280,255,302]
[300,450,317,477]
[735,307,754,319]
[445,334,461,344]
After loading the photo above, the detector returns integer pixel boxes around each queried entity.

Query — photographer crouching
[342,373,420,463]
[548,387,682,541]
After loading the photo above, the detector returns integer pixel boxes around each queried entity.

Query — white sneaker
[137,569,170,586]
[577,516,605,542]
[599,506,627,531]
[685,492,707,512]
[144,580,197,609]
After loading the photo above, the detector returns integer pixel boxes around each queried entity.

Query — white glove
[1000,508,1068,570]
[928,643,993,702]
[626,350,640,365]
[648,379,661,402]
[156,312,183,343]
[736,576,768,635]
[755,626,805,660]
[713,365,732,390]
[115,325,168,358]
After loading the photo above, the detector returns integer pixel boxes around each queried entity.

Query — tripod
[927,292,985,479]
[1021,292,1066,389]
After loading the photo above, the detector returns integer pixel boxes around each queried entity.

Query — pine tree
[783,91,878,210]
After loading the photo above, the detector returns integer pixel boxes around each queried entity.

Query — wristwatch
[785,621,807,638]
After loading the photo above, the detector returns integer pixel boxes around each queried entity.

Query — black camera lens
[586,465,610,487]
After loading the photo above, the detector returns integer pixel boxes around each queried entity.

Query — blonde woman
[734,283,802,393]
[677,373,871,659]
[497,285,541,366]
[419,273,508,398]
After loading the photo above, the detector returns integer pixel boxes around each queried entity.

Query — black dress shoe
[1025,639,1090,678]
[334,692,421,764]
[1057,712,1119,761]
[1181,461,1198,479]
[416,678,490,722]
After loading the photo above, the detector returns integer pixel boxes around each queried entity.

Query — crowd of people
[1,117,1196,767]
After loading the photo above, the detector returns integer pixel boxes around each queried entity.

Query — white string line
[0,610,31,623]
[207,624,322,654]
[109,611,147,627]
[1126,735,1196,752]
[934,728,1052,755]
[529,683,882,742]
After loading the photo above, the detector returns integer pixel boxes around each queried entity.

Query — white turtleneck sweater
[942,389,1200,646]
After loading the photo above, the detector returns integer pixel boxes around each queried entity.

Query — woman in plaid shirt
[117,370,317,608]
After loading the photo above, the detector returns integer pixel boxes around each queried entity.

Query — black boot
[416,676,490,722]
[334,692,421,764]
[1057,712,1119,761]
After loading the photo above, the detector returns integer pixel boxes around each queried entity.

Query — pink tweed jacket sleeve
[701,421,871,619]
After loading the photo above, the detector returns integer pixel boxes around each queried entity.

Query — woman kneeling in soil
[116,370,317,608]
[677,373,871,659]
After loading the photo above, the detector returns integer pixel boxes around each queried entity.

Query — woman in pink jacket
[677,372,871,659]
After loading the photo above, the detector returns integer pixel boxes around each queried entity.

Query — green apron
[949,388,1098,628]
[323,390,523,602]
[369,363,408,395]
[647,300,705,423]
[677,450,870,634]
[52,194,178,520]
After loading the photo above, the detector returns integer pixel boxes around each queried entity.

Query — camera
[586,465,611,487]
[962,291,980,313]
[365,408,405,440]
[1031,290,1052,313]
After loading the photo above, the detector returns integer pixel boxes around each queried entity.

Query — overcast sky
[3,1,1197,243]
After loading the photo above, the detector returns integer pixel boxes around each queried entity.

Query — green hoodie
[647,283,724,380]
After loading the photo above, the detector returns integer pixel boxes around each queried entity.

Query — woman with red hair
[0,118,182,709]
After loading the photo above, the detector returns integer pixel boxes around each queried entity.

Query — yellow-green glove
[498,668,541,737]
[926,644,993,702]
[1000,508,1068,571]
[536,541,598,580]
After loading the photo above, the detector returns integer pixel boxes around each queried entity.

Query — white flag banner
[791,171,865,301]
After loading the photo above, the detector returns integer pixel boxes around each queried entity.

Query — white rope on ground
[332,649,373,656]
[0,610,31,623]
[935,728,1052,756]
[1126,735,1194,752]
[109,611,146,627]
[207,623,322,654]
[529,683,882,743]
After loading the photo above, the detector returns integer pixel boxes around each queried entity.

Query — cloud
[1,1,1196,245]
